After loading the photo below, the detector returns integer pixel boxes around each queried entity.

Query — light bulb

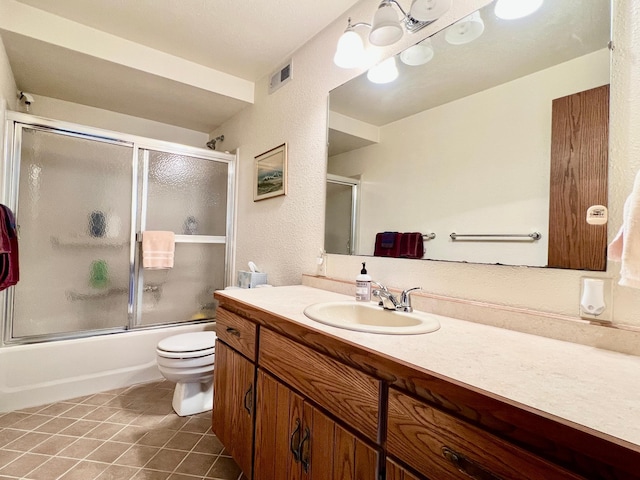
[334,30,365,68]
[494,0,543,20]
[367,56,399,84]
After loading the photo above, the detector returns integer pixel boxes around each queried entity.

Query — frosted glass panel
[138,243,225,326]
[13,128,133,338]
[145,151,228,236]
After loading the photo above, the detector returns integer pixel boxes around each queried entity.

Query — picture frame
[254,143,287,201]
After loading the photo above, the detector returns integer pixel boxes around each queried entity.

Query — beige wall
[218,0,640,330]
[329,50,609,266]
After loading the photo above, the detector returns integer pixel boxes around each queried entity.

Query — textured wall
[219,0,640,328]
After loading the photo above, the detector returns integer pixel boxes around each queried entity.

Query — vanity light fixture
[333,18,369,68]
[367,56,399,84]
[334,0,451,67]
[444,11,485,45]
[399,38,434,66]
[494,0,543,20]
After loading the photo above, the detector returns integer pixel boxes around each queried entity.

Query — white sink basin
[303,301,440,335]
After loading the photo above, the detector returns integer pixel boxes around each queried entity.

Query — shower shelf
[66,287,128,301]
[51,235,128,249]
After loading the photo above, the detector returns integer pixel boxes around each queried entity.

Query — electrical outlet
[579,277,612,322]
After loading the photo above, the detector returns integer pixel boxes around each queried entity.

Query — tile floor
[0,381,243,480]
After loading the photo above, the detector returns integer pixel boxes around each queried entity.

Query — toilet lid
[157,332,217,353]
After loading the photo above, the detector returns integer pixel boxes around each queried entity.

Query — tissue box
[238,271,268,288]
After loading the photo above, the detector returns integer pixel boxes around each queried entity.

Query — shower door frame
[1,112,236,346]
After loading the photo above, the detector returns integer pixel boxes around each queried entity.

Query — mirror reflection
[326,0,611,270]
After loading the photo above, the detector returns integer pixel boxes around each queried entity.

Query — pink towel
[142,231,175,269]
[608,170,640,288]
[399,232,424,259]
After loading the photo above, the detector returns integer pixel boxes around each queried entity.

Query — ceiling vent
[269,59,292,95]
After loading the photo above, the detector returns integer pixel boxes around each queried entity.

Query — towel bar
[422,233,436,240]
[135,233,226,244]
[450,232,542,241]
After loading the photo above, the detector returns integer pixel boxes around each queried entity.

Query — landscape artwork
[254,143,287,201]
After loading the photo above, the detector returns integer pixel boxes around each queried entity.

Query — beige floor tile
[144,449,188,472]
[37,403,75,417]
[94,463,139,480]
[35,417,77,434]
[0,412,31,428]
[136,429,176,448]
[164,431,202,451]
[3,431,50,452]
[86,441,131,463]
[27,456,79,480]
[205,456,241,480]
[0,428,26,448]
[11,414,54,431]
[82,394,118,407]
[131,469,170,480]
[58,437,104,459]
[111,425,147,444]
[30,434,77,455]
[84,422,124,440]
[60,404,98,419]
[83,406,120,422]
[59,419,102,437]
[114,445,160,468]
[174,452,217,477]
[0,452,50,477]
[0,450,22,469]
[181,416,212,434]
[192,435,224,455]
[59,460,109,480]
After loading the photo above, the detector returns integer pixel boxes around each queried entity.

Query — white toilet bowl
[156,331,217,416]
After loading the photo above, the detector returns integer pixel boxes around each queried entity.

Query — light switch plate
[579,277,612,322]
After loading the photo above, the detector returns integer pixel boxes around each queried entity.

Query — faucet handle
[372,281,388,292]
[400,287,422,312]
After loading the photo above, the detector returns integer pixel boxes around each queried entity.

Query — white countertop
[217,285,640,447]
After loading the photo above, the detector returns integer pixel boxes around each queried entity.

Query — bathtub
[0,322,215,413]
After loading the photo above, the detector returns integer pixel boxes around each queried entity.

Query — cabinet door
[254,369,304,480]
[386,459,422,480]
[212,341,255,478]
[254,370,378,480]
[301,403,378,480]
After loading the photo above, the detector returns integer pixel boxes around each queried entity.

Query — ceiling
[328,0,611,155]
[0,0,361,133]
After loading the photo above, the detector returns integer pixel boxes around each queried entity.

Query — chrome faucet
[372,282,421,313]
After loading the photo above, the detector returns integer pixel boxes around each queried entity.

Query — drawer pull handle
[243,383,253,415]
[226,327,241,337]
[442,447,503,480]
[299,426,311,473]
[290,419,301,463]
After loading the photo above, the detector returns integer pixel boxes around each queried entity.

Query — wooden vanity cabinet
[254,369,378,480]
[386,387,581,480]
[212,309,258,478]
[385,459,421,480]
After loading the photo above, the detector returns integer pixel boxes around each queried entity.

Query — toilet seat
[157,332,217,359]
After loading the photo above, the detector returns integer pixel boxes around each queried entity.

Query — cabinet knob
[226,327,241,337]
[442,447,502,480]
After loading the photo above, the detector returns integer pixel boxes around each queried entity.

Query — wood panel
[387,388,581,480]
[306,403,335,480]
[216,307,257,360]
[211,342,254,478]
[548,84,609,270]
[386,459,422,480]
[254,370,303,480]
[259,328,380,442]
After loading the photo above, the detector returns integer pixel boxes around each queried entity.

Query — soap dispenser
[356,262,371,302]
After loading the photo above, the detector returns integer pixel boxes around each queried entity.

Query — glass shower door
[11,127,133,340]
[135,149,230,327]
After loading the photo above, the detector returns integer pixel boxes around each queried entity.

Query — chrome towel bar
[450,232,542,241]
[423,233,436,240]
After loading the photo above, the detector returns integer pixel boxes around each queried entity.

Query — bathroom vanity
[211,285,640,479]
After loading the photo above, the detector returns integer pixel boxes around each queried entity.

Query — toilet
[156,331,217,416]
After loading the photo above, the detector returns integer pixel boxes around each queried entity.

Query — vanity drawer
[216,308,257,361]
[387,388,581,480]
[258,328,380,442]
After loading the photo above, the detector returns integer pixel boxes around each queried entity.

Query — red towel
[399,232,424,259]
[374,232,402,257]
[0,204,19,291]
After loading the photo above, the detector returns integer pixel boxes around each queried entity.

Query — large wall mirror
[326,0,611,270]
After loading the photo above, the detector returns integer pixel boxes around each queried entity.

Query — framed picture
[254,143,287,201]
